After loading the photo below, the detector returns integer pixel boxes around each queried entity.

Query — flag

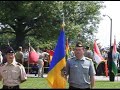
[93,40,106,64]
[112,37,118,75]
[112,37,117,55]
[93,40,108,77]
[65,37,70,60]
[48,50,54,63]
[29,46,39,63]
[46,24,66,88]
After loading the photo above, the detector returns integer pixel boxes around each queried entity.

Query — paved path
[95,76,120,81]
[27,74,47,78]
[27,74,120,81]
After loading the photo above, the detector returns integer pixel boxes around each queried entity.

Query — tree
[0,1,104,49]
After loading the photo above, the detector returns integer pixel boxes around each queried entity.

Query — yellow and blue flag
[46,26,66,88]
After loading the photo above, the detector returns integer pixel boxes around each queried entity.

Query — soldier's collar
[6,59,17,66]
[75,56,85,61]
[82,57,86,60]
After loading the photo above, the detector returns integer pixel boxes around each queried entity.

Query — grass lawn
[0,77,120,89]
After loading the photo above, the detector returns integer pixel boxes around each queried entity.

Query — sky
[96,1,120,48]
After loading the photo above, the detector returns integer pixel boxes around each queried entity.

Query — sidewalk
[27,74,120,81]
[27,73,47,78]
[95,76,120,81]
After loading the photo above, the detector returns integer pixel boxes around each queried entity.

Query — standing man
[15,46,24,65]
[0,46,27,89]
[37,57,44,78]
[62,42,96,89]
[84,46,93,59]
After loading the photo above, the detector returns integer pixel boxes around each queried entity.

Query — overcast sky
[96,1,120,48]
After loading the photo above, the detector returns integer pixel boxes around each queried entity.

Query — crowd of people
[0,41,120,89]
[0,44,120,77]
[0,45,54,89]
[0,46,51,78]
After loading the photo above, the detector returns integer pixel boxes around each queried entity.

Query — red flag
[48,50,54,63]
[93,40,105,64]
[112,37,117,54]
[93,40,108,77]
[29,46,39,63]
[111,36,118,75]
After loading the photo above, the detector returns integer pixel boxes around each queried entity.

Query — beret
[75,42,83,47]
[6,47,15,54]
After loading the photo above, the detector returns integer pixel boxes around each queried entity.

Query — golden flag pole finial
[61,13,65,28]
[28,40,30,47]
[7,40,10,46]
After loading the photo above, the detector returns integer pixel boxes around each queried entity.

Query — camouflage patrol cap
[6,46,15,54]
[75,42,84,47]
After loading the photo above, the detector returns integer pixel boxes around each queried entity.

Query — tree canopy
[0,1,104,49]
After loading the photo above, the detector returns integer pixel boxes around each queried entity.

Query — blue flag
[46,29,66,88]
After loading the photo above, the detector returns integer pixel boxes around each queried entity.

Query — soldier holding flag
[62,42,96,89]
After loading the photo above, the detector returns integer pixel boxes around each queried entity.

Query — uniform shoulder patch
[17,62,22,66]
[85,57,92,61]
[71,57,75,59]
[67,57,73,60]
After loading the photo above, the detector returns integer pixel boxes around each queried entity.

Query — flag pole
[115,36,119,82]
[116,38,118,82]
[62,12,67,80]
[62,13,67,61]
[117,67,118,81]
[61,13,65,30]
[46,12,67,88]
[7,40,10,46]
[62,13,67,60]
[65,37,69,60]
[28,40,30,74]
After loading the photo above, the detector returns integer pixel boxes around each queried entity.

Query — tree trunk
[15,31,25,49]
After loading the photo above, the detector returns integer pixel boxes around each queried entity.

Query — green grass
[95,80,120,89]
[0,77,120,89]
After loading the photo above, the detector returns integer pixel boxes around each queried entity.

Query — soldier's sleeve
[61,61,69,76]
[0,66,3,81]
[61,60,70,80]
[89,59,96,76]
[20,65,27,83]
[65,60,70,75]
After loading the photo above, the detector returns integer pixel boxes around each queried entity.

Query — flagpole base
[109,72,115,81]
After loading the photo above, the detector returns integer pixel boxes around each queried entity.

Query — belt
[3,85,19,89]
[69,86,90,89]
